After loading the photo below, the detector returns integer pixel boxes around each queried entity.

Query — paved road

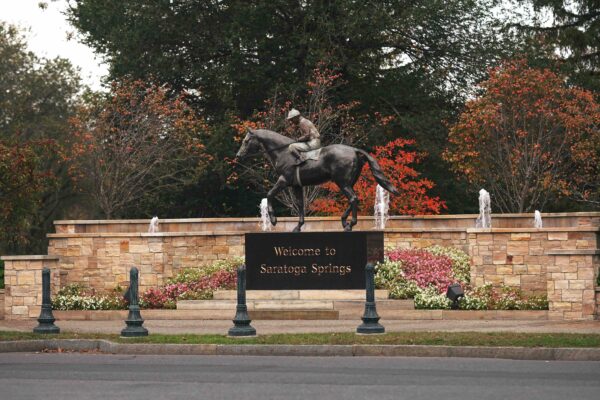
[1,353,599,400]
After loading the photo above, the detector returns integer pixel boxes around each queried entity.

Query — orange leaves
[444,59,600,211]
[310,138,446,216]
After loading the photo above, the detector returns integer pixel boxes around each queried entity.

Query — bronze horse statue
[235,128,399,232]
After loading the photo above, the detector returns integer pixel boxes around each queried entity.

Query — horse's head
[235,128,261,160]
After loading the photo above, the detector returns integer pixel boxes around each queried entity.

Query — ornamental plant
[51,284,127,311]
[375,246,548,310]
[311,138,446,215]
[386,248,456,293]
[444,59,600,212]
[139,257,242,309]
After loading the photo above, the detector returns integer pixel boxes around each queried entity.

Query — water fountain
[475,189,491,228]
[259,198,272,231]
[374,184,390,230]
[148,216,159,233]
[534,210,543,228]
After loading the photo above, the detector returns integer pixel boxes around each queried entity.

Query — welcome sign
[245,231,384,290]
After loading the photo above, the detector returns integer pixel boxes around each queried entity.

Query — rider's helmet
[286,109,301,120]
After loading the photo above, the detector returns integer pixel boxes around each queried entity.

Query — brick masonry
[2,214,600,320]
[1,256,60,319]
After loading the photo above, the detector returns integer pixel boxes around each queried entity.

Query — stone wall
[546,251,599,320]
[1,256,60,319]
[2,213,600,320]
[468,228,598,294]
[48,233,244,291]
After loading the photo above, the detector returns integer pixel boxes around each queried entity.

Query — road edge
[1,340,600,361]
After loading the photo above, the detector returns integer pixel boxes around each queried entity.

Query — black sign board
[245,231,384,290]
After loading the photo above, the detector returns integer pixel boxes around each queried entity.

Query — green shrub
[52,284,127,310]
[414,286,451,309]
[459,284,549,310]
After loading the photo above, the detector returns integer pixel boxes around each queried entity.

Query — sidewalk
[1,318,599,335]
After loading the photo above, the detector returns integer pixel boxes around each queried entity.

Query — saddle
[303,148,322,161]
[294,148,322,186]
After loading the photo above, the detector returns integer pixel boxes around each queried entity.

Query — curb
[1,340,600,361]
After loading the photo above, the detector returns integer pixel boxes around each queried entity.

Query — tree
[69,79,209,218]
[311,138,446,215]
[0,22,81,253]
[66,1,514,215]
[0,139,57,252]
[444,60,600,212]
[512,0,600,92]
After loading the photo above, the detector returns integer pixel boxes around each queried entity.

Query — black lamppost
[357,263,385,334]
[33,267,60,334]
[121,267,148,337]
[228,264,256,337]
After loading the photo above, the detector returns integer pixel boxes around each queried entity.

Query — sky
[1,0,108,90]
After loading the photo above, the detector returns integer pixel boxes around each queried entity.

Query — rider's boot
[290,148,305,165]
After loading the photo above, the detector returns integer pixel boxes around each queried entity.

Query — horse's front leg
[267,176,289,226]
[291,186,304,232]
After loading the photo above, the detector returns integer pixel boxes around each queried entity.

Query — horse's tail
[356,149,400,195]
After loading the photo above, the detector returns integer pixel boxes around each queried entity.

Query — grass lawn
[1,331,600,348]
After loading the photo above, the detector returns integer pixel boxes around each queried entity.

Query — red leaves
[311,138,446,215]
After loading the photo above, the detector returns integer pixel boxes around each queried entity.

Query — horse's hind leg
[339,185,359,231]
[291,186,304,232]
[267,176,289,226]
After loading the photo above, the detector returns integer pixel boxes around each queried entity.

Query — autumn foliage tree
[311,138,446,215]
[0,139,57,252]
[444,60,600,212]
[70,80,209,218]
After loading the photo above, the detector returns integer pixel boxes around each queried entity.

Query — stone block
[548,232,568,241]
[17,271,35,285]
[569,280,587,290]
[510,233,530,241]
[554,280,569,289]
[497,266,513,275]
[507,241,529,255]
[563,311,583,320]
[551,301,572,311]
[562,289,583,302]
[577,268,595,280]
[504,275,521,286]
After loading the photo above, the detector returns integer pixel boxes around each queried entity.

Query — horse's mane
[253,129,294,146]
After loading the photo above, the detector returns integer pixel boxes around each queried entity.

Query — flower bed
[51,257,242,310]
[375,246,548,310]
[52,284,127,311]
[139,257,241,309]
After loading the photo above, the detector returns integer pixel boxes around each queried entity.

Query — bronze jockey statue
[286,108,321,165]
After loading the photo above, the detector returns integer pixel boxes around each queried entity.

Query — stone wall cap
[52,212,600,225]
[547,249,600,255]
[0,255,60,261]
[47,228,472,238]
[467,227,600,233]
